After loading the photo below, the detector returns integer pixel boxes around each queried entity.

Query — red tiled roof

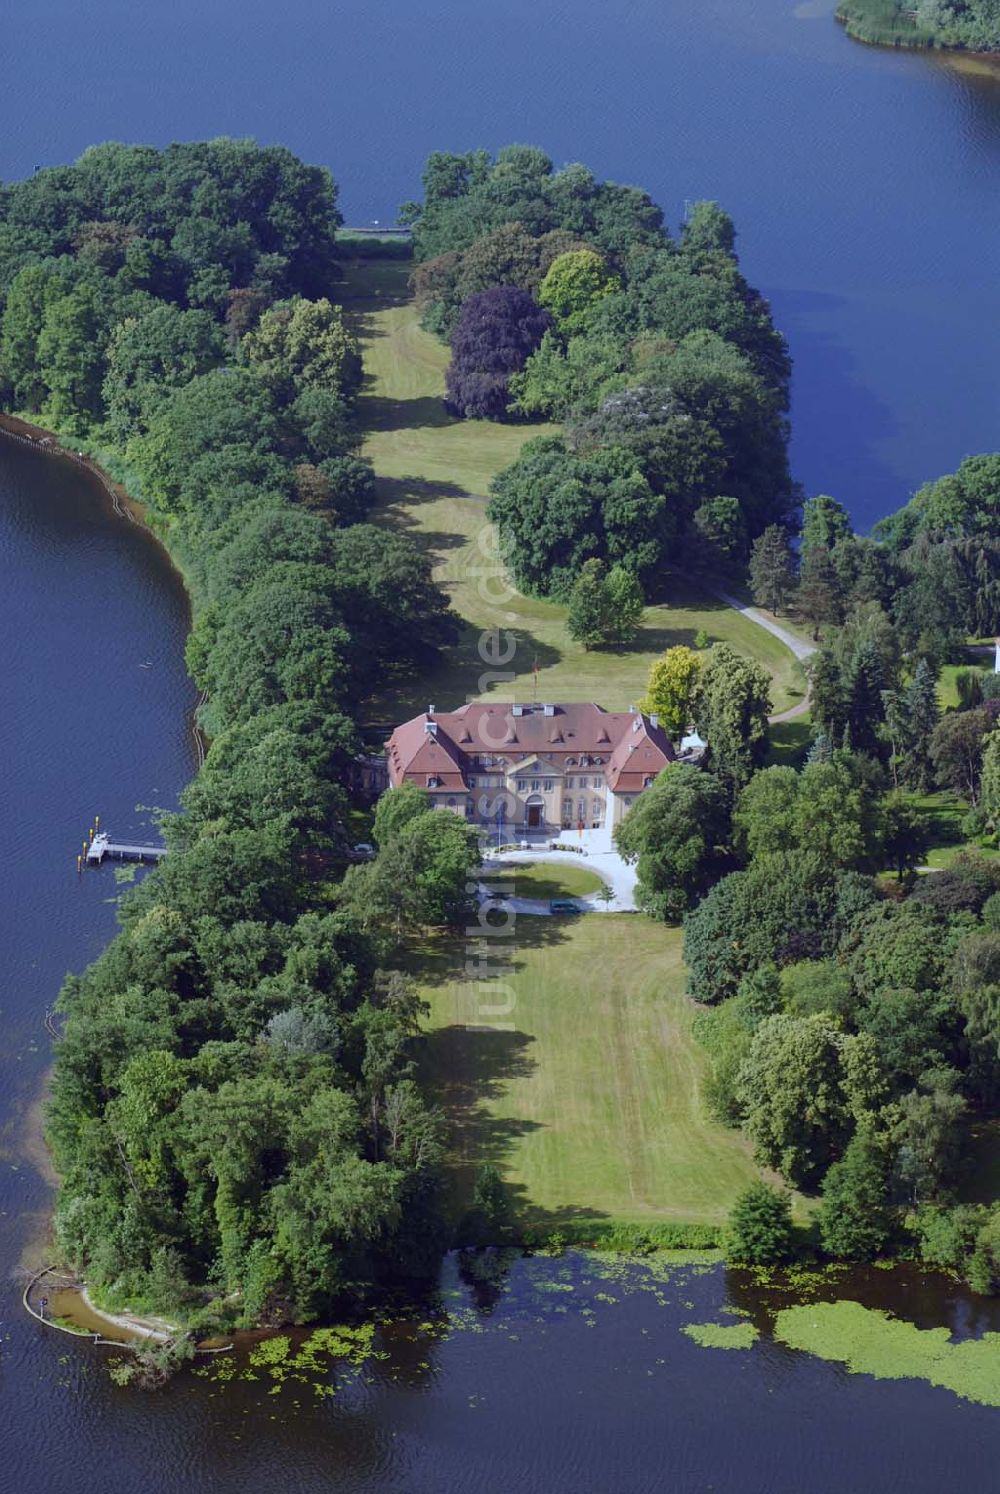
[605,713,673,791]
[385,703,674,792]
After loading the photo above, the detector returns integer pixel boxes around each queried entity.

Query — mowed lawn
[487,861,607,899]
[343,259,807,721]
[415,916,763,1227]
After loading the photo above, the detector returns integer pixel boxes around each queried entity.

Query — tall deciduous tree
[103,303,225,440]
[537,248,618,334]
[374,783,433,846]
[242,296,362,405]
[734,753,884,871]
[614,762,730,920]
[565,558,644,649]
[801,493,852,554]
[881,793,929,880]
[694,643,772,793]
[930,708,991,803]
[735,1013,850,1187]
[818,1128,894,1260]
[444,286,550,420]
[639,645,703,737]
[36,282,106,428]
[981,729,1000,835]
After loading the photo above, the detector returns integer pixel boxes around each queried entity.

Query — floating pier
[85,831,165,865]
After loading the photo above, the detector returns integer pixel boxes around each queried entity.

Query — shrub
[725,1181,795,1265]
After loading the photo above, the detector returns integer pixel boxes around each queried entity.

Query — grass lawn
[903,788,997,869]
[938,665,963,712]
[343,259,807,722]
[414,916,764,1227]
[486,862,606,900]
[767,712,813,766]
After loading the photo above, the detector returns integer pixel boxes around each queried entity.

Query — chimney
[512,704,524,717]
[628,703,636,713]
[543,703,555,716]
[428,704,435,715]
[424,720,438,736]
[650,713,659,729]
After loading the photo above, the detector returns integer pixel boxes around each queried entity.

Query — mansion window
[544,779,553,791]
[531,779,540,792]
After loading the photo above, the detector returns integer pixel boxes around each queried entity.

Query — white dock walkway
[85,832,165,865]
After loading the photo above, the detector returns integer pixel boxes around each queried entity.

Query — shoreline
[0,411,151,528]
[22,1266,172,1344]
[0,413,207,763]
[835,5,1000,58]
[1,412,207,1338]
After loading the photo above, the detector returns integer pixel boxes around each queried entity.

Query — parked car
[549,898,582,915]
[351,842,375,860]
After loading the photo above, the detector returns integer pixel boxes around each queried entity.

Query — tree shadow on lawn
[370,620,563,722]
[414,914,614,1228]
[421,1026,541,1189]
[768,718,812,766]
[339,260,412,312]
[637,620,702,654]
[361,393,455,433]
[651,571,735,610]
[412,903,577,987]
[373,473,481,518]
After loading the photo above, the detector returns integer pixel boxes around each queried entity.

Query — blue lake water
[3,0,1000,527]
[3,4,1000,1489]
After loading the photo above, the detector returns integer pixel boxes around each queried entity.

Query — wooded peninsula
[4,140,1000,1341]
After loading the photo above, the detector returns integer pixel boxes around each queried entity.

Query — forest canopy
[0,140,460,1329]
[402,147,794,602]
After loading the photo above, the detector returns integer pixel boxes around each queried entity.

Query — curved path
[708,586,815,724]
[709,586,817,663]
[479,846,639,914]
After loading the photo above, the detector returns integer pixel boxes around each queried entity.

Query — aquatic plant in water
[198,1323,378,1396]
[774,1300,1000,1408]
[682,1321,759,1350]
